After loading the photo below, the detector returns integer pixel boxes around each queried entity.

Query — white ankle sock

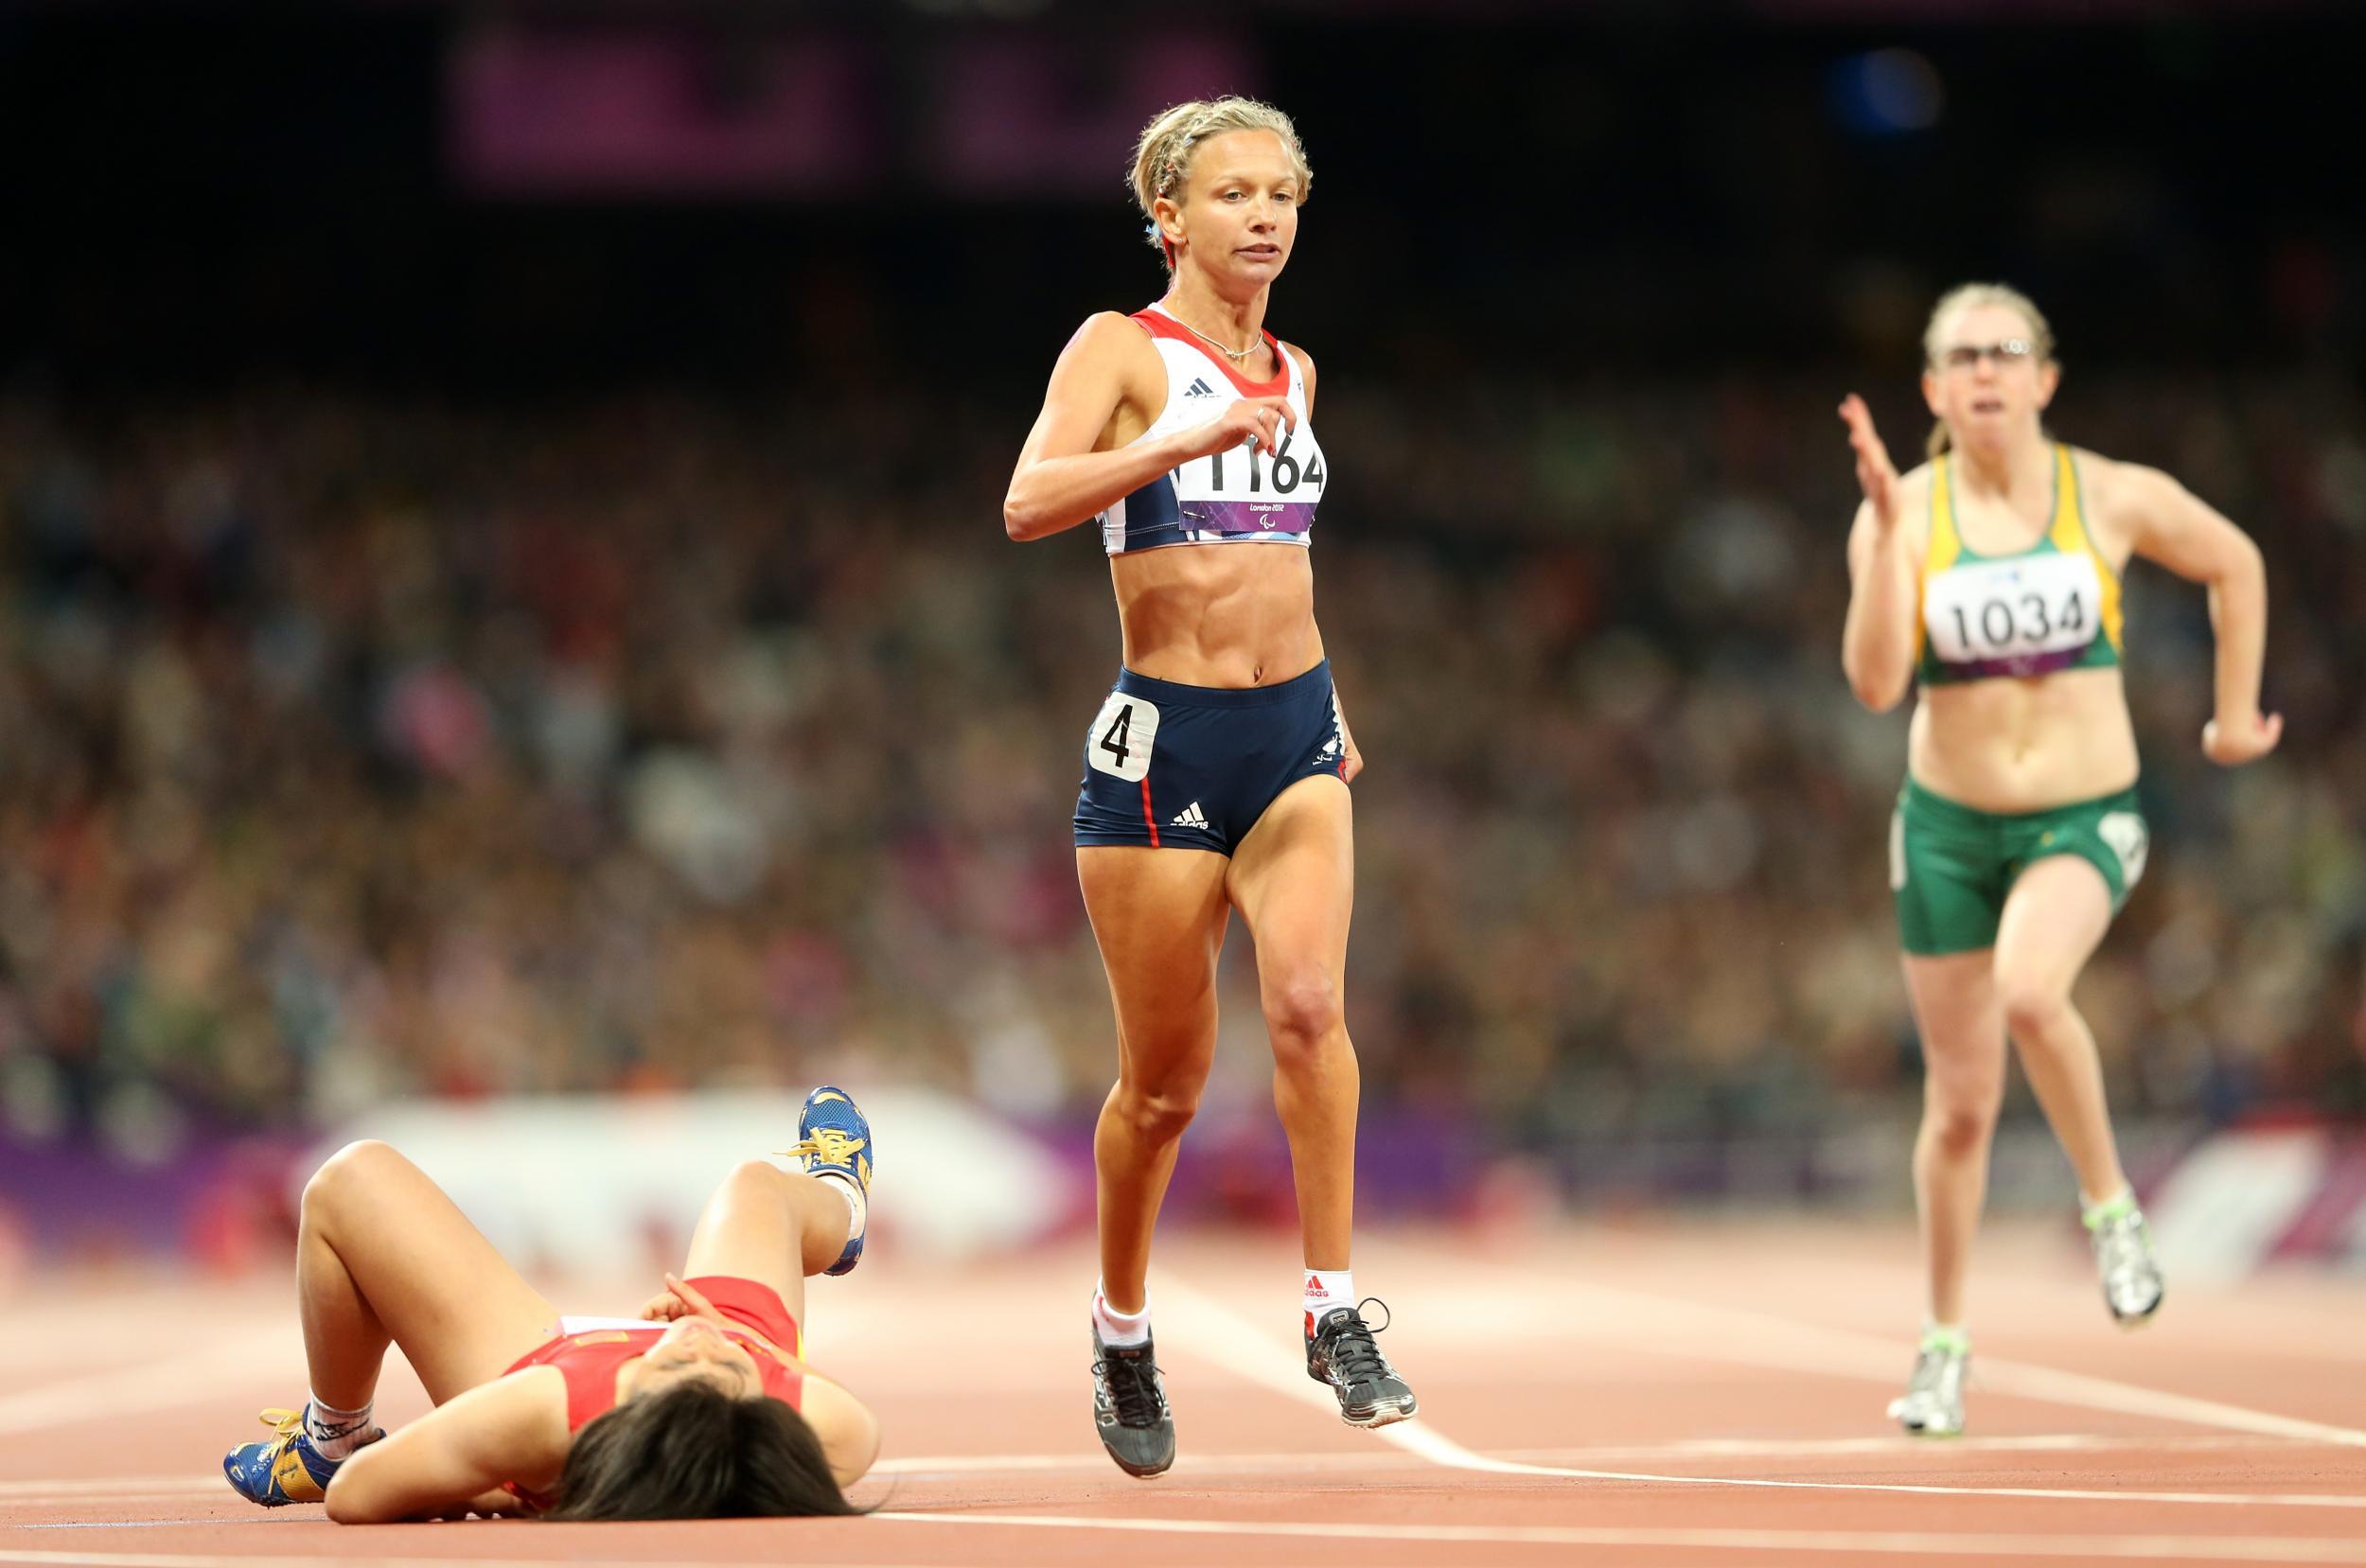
[816,1170,866,1243]
[1303,1267,1354,1331]
[1092,1283,1152,1348]
[304,1397,376,1460]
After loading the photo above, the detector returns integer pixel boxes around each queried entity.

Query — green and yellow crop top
[1916,445,2123,685]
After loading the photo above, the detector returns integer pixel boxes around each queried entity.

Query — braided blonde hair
[1923,282,2059,458]
[1129,97,1312,272]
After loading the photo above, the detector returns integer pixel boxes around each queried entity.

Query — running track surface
[6,1219,2365,1567]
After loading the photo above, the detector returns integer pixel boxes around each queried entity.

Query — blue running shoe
[223,1406,373,1506]
[786,1084,872,1276]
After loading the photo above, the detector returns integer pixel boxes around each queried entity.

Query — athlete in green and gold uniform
[1897,442,2143,956]
[1839,283,2278,1436]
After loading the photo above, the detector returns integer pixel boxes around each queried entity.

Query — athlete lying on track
[222,1085,879,1521]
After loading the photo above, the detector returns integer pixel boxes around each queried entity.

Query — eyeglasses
[1936,339,2035,370]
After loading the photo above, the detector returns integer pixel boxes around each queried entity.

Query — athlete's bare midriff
[1110,542,1323,687]
[1909,664,2140,812]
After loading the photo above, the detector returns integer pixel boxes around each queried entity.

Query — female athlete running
[221,1086,878,1520]
[1003,97,1416,1477]
[1840,283,2278,1435]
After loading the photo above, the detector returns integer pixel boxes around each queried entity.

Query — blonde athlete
[1840,283,2278,1436]
[1005,97,1415,1478]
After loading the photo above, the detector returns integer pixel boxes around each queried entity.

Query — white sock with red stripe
[1302,1268,1353,1335]
[304,1396,377,1460]
[1092,1282,1152,1348]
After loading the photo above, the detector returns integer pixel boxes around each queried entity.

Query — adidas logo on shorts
[1170,802,1210,829]
[1183,379,1220,399]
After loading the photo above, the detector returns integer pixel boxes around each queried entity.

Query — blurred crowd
[3,366,2363,1165]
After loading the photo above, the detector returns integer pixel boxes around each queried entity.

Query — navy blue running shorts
[1072,661,1347,854]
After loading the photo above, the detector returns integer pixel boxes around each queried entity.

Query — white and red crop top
[1097,305,1327,555]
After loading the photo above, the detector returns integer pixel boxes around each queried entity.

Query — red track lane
[5,1220,2364,1567]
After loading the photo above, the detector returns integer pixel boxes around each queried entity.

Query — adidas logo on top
[1170,802,1210,829]
[1183,378,1220,398]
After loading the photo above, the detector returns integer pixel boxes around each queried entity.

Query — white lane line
[1148,1272,2366,1511]
[1392,1253,2366,1451]
[0,1433,2317,1511]
[0,1330,294,1438]
[877,1511,2366,1562]
[870,1429,2290,1478]
[1499,1433,2300,1460]
[0,1431,2296,1498]
[1975,1358,2366,1450]
[3,1433,2299,1508]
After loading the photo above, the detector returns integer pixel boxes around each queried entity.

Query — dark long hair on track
[543,1381,862,1521]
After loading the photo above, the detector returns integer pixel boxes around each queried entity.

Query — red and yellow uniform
[500,1275,805,1511]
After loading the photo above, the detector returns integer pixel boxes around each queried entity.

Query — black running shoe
[1306,1300,1418,1428]
[1090,1327,1175,1477]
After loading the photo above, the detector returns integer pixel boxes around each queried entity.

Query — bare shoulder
[1066,309,1158,367]
[471,1365,573,1471]
[2070,446,2177,507]
[800,1369,868,1436]
[1279,339,1316,399]
[2067,446,2184,546]
[1043,311,1162,410]
[496,1362,569,1401]
[798,1371,881,1487]
[478,1365,571,1431]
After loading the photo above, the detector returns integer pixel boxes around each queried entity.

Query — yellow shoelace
[784,1129,866,1169]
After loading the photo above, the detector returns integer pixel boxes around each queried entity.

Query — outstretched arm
[1837,396,1920,713]
[2118,464,2281,766]
[324,1369,570,1524]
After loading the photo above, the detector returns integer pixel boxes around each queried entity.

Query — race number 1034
[1923,553,2105,663]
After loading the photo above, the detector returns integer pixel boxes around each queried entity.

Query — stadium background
[1,0,2362,1281]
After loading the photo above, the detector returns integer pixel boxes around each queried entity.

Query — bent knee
[305,1138,402,1212]
[1114,1081,1201,1145]
[1262,973,1345,1054]
[1921,1101,1997,1158]
[1999,984,2073,1043]
[721,1158,792,1200]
